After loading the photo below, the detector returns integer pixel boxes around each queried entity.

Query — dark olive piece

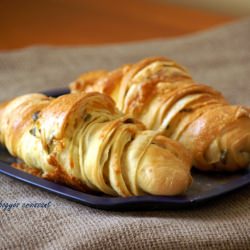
[124,118,134,124]
[180,108,193,113]
[32,111,40,121]
[83,113,92,122]
[29,127,37,137]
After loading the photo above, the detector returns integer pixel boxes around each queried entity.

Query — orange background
[0,0,234,50]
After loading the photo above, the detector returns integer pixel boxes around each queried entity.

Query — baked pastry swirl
[70,57,250,171]
[0,92,192,196]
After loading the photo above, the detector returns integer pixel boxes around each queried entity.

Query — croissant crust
[0,92,192,196]
[70,57,250,171]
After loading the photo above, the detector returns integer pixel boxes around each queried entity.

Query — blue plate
[0,88,249,210]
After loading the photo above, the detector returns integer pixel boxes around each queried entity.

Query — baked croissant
[70,57,250,172]
[0,92,192,197]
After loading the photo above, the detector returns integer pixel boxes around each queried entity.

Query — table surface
[1,0,235,50]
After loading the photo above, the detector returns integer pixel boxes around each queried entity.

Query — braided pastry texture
[0,92,192,196]
[70,57,250,171]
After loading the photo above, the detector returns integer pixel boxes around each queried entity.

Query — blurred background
[161,0,250,16]
[0,0,249,50]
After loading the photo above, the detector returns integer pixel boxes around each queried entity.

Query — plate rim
[0,160,249,210]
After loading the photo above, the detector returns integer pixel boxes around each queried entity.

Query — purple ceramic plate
[0,88,249,210]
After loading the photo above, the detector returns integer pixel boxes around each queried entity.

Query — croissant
[0,92,192,197]
[70,57,250,172]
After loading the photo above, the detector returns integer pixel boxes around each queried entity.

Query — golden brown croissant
[0,92,192,197]
[70,57,250,172]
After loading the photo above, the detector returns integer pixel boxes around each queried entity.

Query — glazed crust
[70,57,250,171]
[0,92,192,196]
